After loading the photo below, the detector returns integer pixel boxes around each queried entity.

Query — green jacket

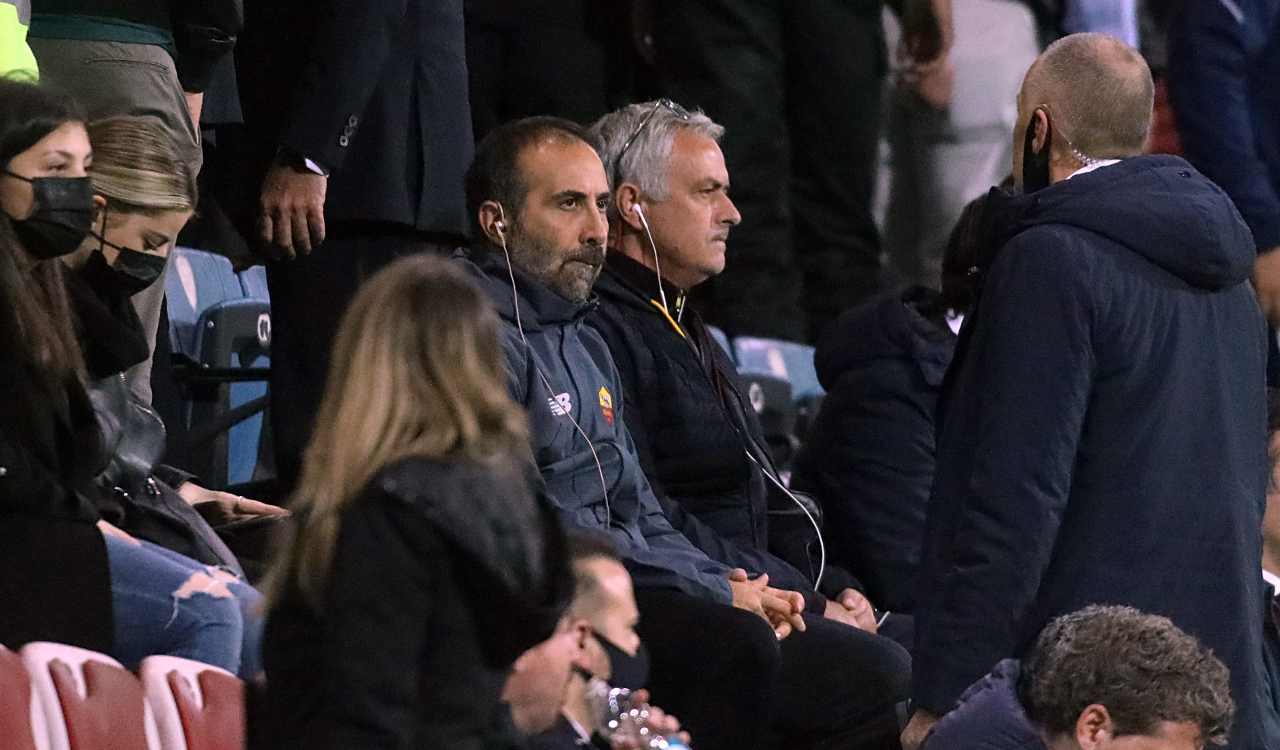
[0,0,37,79]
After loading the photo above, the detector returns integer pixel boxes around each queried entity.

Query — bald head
[1020,33,1154,159]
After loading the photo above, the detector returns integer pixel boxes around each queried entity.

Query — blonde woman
[263,254,572,750]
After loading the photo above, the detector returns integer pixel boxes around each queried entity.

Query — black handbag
[87,374,245,577]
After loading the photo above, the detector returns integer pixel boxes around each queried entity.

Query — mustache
[566,245,606,266]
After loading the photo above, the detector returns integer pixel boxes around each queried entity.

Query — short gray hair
[589,100,724,219]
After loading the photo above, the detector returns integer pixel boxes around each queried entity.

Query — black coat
[0,345,111,651]
[792,287,955,613]
[264,454,572,750]
[235,0,471,237]
[913,156,1271,750]
[588,253,823,605]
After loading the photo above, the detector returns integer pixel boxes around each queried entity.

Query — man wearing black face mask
[526,531,687,750]
[902,33,1273,750]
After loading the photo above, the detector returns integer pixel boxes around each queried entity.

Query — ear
[477,200,507,245]
[1074,704,1114,750]
[92,194,107,226]
[615,183,645,232]
[1031,107,1052,156]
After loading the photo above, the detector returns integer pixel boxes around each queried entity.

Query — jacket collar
[461,246,598,330]
[598,251,690,323]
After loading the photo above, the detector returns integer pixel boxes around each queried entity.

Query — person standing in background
[234,0,474,493]
[27,0,243,405]
[651,0,952,343]
[1167,0,1280,339]
[883,0,1041,289]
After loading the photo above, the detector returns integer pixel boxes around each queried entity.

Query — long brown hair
[269,253,529,608]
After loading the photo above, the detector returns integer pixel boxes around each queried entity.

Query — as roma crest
[598,386,615,425]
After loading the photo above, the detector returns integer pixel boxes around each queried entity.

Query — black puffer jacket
[590,253,847,607]
[792,287,956,612]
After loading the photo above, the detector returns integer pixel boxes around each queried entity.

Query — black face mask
[1021,110,1053,195]
[91,206,169,296]
[2,171,95,259]
[595,633,649,691]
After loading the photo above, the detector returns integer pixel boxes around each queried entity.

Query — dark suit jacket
[235,0,472,237]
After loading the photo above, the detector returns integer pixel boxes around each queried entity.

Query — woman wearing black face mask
[0,79,260,676]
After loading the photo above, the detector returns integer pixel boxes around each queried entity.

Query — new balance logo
[548,393,572,416]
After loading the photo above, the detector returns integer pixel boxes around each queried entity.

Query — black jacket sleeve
[171,0,244,93]
[913,228,1095,713]
[278,0,409,172]
[302,490,437,749]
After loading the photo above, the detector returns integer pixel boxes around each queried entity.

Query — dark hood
[814,287,956,390]
[455,247,597,330]
[999,155,1256,290]
[924,659,1047,750]
[375,454,573,666]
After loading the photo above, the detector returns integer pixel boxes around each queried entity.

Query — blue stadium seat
[707,325,733,361]
[238,265,269,301]
[732,337,824,401]
[165,248,271,489]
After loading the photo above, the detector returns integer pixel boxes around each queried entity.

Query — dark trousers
[653,0,886,342]
[266,226,453,492]
[636,588,910,750]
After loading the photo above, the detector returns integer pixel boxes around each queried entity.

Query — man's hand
[900,709,942,750]
[1254,248,1280,327]
[823,588,879,633]
[258,163,328,260]
[609,690,691,750]
[727,569,806,639]
[177,482,290,520]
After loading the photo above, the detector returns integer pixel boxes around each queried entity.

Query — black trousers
[636,588,910,750]
[266,226,454,492]
[653,0,886,342]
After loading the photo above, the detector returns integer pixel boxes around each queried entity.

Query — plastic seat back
[21,642,159,750]
[140,656,244,750]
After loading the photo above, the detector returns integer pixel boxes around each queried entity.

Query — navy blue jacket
[913,156,1271,750]
[1168,0,1280,250]
[458,252,733,605]
[792,287,956,613]
[921,660,1045,750]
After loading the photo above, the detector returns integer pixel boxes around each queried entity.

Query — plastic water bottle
[586,680,691,749]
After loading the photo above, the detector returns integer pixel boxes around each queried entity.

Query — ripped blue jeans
[103,533,263,678]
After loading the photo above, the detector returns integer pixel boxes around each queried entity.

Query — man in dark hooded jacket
[901,33,1271,750]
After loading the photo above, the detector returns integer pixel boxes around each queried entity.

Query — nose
[584,202,608,246]
[721,193,742,227]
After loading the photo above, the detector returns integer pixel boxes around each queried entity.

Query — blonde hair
[86,116,196,214]
[269,253,529,609]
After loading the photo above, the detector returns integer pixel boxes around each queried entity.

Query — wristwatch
[275,147,329,177]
